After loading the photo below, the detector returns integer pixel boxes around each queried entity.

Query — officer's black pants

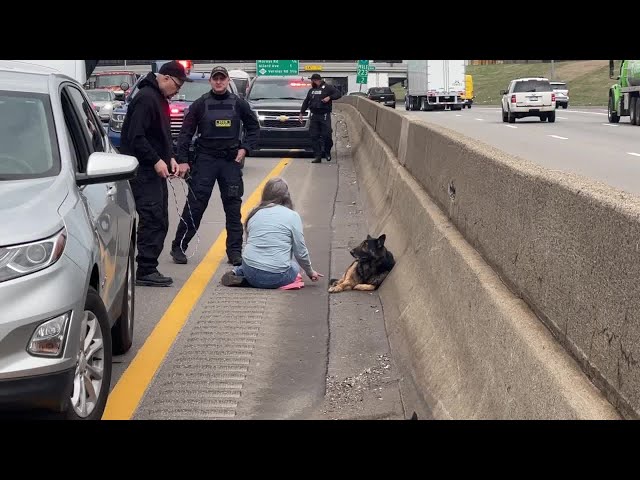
[130,168,169,277]
[310,113,333,159]
[173,151,244,258]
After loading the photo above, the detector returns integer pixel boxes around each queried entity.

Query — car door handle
[106,184,117,198]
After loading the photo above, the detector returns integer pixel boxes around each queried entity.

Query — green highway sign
[356,59,369,84]
[256,60,299,76]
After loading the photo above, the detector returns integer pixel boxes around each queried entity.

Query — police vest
[199,93,241,141]
[309,84,329,111]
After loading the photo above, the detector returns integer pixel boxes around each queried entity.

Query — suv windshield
[248,78,311,101]
[95,74,136,88]
[86,90,112,101]
[514,80,552,93]
[369,87,392,94]
[232,78,249,96]
[0,92,59,180]
[171,80,213,102]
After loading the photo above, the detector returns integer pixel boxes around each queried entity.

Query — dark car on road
[366,87,396,108]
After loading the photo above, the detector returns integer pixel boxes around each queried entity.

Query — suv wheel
[66,287,113,420]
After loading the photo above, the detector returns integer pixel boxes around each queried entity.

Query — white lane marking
[455,114,462,117]
[475,118,484,121]
[603,123,619,127]
[504,125,518,129]
[549,135,568,140]
[627,152,640,157]
[557,116,568,119]
[563,110,607,115]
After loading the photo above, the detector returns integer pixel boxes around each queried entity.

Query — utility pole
[550,60,555,80]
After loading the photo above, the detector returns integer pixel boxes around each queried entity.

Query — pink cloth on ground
[279,273,304,290]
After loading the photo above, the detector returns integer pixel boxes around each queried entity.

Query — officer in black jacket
[299,73,342,163]
[120,60,192,287]
[170,65,260,266]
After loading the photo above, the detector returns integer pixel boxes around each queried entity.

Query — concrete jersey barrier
[334,96,626,419]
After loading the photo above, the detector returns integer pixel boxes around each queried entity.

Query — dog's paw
[328,286,337,293]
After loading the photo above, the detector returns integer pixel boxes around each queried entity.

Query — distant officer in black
[299,73,342,163]
[120,60,192,287]
[170,65,260,266]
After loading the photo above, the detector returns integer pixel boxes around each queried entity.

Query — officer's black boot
[227,253,243,266]
[136,271,173,287]
[170,244,188,264]
[311,157,322,163]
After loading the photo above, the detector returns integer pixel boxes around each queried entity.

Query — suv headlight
[0,228,66,283]
[109,113,126,132]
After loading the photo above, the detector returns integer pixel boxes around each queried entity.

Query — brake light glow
[178,60,193,73]
[289,82,311,87]
[551,93,556,102]
[511,94,516,103]
[171,108,180,114]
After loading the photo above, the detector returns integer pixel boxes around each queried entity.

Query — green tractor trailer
[608,60,640,124]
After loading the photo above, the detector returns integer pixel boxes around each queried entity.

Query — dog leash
[167,174,200,259]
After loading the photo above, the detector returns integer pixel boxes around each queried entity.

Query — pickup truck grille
[263,119,303,128]
[170,111,184,137]
[257,110,300,117]
[257,109,308,129]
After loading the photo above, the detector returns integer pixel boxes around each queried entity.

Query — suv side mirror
[500,89,508,95]
[76,152,138,186]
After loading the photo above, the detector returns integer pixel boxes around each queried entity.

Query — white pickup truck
[501,77,556,123]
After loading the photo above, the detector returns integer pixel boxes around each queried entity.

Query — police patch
[215,119,232,127]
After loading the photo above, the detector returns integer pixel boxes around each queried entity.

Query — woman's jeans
[233,261,299,289]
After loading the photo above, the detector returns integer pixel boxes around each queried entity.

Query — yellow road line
[102,158,290,420]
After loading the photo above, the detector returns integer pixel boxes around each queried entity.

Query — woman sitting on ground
[221,177,323,288]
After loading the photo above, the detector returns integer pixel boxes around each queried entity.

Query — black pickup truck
[366,87,396,108]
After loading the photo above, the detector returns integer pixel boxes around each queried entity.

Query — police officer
[170,65,260,266]
[299,73,342,163]
[120,60,192,287]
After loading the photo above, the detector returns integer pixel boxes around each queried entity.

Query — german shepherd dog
[328,234,395,293]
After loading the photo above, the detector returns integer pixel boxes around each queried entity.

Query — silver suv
[0,61,138,419]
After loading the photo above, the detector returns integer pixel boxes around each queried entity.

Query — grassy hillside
[391,61,620,107]
[467,61,618,106]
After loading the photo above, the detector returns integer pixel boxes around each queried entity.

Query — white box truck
[405,60,466,111]
[14,60,98,85]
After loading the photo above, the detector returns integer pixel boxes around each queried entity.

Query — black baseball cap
[210,65,229,78]
[158,60,193,82]
[309,73,322,80]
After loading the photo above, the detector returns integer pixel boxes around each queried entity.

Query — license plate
[529,108,540,112]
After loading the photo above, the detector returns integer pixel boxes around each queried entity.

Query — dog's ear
[377,234,386,247]
[366,234,373,240]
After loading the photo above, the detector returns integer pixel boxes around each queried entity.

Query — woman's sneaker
[221,270,249,287]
